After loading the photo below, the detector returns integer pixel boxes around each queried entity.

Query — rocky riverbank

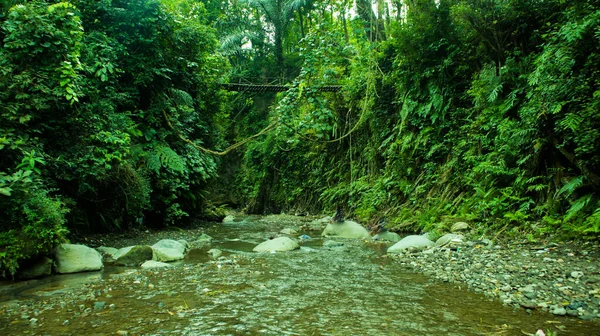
[387,238,600,321]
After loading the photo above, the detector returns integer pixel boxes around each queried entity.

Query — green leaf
[0,187,12,196]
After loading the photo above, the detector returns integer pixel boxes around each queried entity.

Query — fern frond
[156,145,185,172]
[146,145,185,173]
[169,88,194,108]
[559,113,583,132]
[565,194,592,221]
[555,176,584,199]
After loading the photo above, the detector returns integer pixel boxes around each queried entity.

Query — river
[0,216,598,335]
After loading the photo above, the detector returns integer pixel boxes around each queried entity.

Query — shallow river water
[1,216,598,335]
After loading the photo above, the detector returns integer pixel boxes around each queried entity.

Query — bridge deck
[221,83,341,92]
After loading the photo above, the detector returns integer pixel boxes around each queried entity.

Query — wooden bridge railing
[220,83,341,92]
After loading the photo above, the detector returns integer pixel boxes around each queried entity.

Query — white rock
[152,239,186,262]
[451,222,470,232]
[280,228,298,235]
[373,231,401,242]
[208,249,222,260]
[54,244,103,274]
[387,235,434,254]
[570,271,584,279]
[140,260,173,269]
[435,234,464,247]
[253,237,300,252]
[321,220,371,239]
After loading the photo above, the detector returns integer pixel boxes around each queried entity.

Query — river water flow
[1,216,598,335]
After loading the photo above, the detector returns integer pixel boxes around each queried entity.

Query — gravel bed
[388,239,600,320]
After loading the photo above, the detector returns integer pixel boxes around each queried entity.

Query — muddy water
[1,216,598,335]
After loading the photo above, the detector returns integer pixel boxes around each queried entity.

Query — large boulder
[253,237,299,252]
[321,220,371,240]
[387,235,434,254]
[115,245,153,266]
[152,239,186,262]
[96,246,119,263]
[373,231,401,243]
[54,244,103,274]
[17,257,53,279]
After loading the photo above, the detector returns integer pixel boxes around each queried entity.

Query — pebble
[570,271,584,279]
[551,307,567,316]
[94,301,106,310]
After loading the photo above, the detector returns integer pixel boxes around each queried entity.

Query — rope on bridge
[162,110,278,156]
[221,83,341,92]
[163,81,370,155]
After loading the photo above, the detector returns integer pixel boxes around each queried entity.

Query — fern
[565,194,592,221]
[169,88,194,108]
[555,176,584,199]
[559,113,583,132]
[146,145,185,173]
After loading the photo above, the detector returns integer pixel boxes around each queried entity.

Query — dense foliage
[0,0,227,275]
[2,0,599,275]
[222,0,600,239]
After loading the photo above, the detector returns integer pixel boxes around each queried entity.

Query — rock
[141,260,173,269]
[177,240,189,250]
[93,302,106,310]
[54,244,103,274]
[566,309,579,317]
[223,215,235,223]
[280,228,298,235]
[300,246,317,252]
[570,271,584,279]
[321,220,371,239]
[198,233,213,243]
[253,237,300,252]
[421,232,436,241]
[435,234,464,247]
[372,231,401,242]
[551,307,567,316]
[580,314,596,321]
[208,249,222,260]
[152,239,186,262]
[451,222,469,232]
[116,331,129,336]
[17,257,53,279]
[387,235,434,254]
[115,246,153,266]
[519,300,538,309]
[473,239,493,248]
[323,240,344,248]
[96,246,119,263]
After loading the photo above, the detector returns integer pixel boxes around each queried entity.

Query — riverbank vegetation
[1,0,599,275]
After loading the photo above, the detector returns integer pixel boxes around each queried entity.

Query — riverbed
[1,215,598,335]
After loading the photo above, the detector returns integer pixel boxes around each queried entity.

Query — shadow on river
[1,216,598,335]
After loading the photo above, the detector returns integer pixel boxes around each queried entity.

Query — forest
[1,0,599,276]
